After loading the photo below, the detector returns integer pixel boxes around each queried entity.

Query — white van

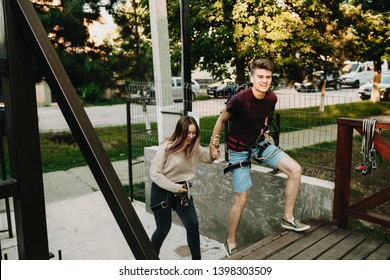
[340,60,388,88]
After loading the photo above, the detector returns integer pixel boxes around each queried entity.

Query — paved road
[38,104,128,132]
[37,87,360,132]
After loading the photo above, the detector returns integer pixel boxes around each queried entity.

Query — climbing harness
[175,181,191,210]
[150,181,192,211]
[355,118,380,175]
[222,86,280,174]
[224,127,283,174]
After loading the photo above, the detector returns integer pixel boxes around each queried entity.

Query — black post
[10,0,158,259]
[4,0,49,259]
[126,101,133,201]
[0,105,13,238]
[180,0,191,114]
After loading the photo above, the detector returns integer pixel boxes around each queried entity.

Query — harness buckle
[355,162,366,172]
[362,163,372,175]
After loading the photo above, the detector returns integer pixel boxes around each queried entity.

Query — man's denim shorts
[228,141,287,193]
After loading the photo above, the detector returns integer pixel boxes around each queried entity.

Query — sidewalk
[1,161,226,260]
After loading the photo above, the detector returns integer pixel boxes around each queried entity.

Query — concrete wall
[35,81,51,106]
[144,146,334,247]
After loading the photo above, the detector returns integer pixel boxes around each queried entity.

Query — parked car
[294,70,342,92]
[129,84,156,105]
[207,80,235,98]
[171,77,200,101]
[208,74,280,98]
[130,77,200,104]
[358,73,390,101]
[340,60,389,88]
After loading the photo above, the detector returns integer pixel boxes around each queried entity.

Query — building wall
[35,81,51,106]
[144,146,334,247]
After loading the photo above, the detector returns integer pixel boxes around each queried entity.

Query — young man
[209,58,310,258]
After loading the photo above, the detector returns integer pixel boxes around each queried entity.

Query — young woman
[150,116,215,260]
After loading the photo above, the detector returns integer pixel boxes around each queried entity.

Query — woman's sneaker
[282,218,310,232]
[222,241,237,257]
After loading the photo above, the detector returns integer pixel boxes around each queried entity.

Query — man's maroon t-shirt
[226,88,277,146]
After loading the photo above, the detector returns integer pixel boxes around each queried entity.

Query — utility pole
[180,0,191,114]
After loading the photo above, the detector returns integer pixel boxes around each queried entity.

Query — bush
[80,82,103,103]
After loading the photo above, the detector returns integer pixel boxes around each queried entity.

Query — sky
[88,8,117,44]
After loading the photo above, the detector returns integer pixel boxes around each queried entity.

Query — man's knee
[291,162,302,177]
[278,157,302,178]
[233,193,247,209]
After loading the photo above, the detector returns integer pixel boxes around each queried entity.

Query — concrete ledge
[144,146,334,248]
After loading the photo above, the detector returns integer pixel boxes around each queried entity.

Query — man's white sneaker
[282,218,310,232]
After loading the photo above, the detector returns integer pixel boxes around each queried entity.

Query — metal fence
[125,81,364,201]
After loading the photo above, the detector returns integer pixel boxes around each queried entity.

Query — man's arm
[210,108,231,159]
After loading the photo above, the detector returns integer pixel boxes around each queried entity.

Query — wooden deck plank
[316,232,367,260]
[223,219,390,260]
[342,237,384,260]
[268,224,338,260]
[241,223,335,260]
[242,232,308,260]
[292,227,351,260]
[366,243,390,260]
[228,220,324,260]
[228,231,288,260]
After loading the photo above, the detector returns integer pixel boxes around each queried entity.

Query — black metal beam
[3,0,49,259]
[0,179,18,198]
[10,0,158,259]
[180,0,191,114]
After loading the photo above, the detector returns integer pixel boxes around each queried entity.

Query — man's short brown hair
[250,58,274,75]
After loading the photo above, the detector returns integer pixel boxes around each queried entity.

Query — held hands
[210,135,221,160]
[178,184,188,193]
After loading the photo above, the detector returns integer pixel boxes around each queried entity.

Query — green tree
[352,0,390,12]
[279,1,353,111]
[346,0,390,102]
[108,0,389,101]
[110,0,153,84]
[166,0,350,89]
[33,0,119,101]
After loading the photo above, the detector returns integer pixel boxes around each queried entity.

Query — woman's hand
[210,135,221,160]
[178,184,188,193]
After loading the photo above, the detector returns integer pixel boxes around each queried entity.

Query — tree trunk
[319,72,327,113]
[370,59,382,103]
[235,56,246,85]
[319,81,326,112]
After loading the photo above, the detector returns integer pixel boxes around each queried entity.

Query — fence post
[126,101,133,201]
[333,118,354,228]
[0,106,13,238]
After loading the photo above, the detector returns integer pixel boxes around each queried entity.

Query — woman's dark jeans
[150,182,200,260]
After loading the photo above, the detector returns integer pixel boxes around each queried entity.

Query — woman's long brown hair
[164,116,200,158]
